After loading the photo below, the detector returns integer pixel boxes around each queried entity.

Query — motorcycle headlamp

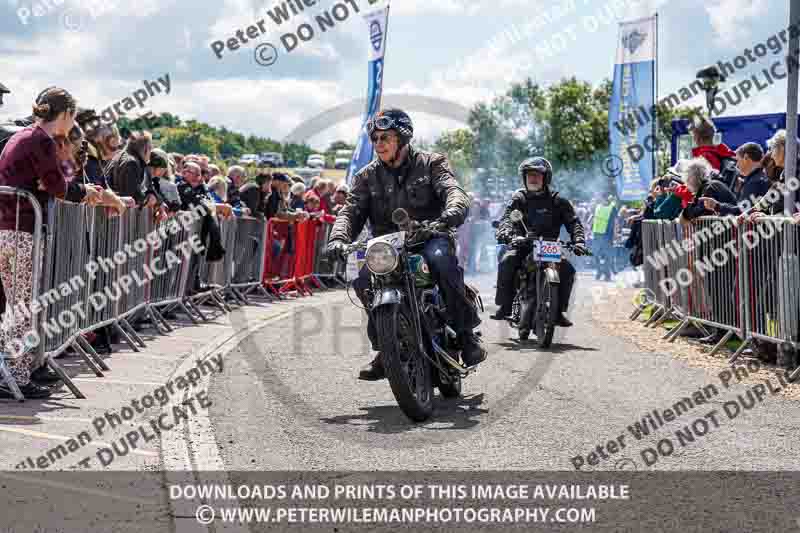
[366,241,399,275]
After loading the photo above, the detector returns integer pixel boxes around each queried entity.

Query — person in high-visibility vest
[592,195,617,281]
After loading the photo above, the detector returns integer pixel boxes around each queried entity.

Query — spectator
[703,142,769,216]
[290,175,304,184]
[208,164,221,180]
[0,87,124,399]
[107,130,152,206]
[147,148,180,215]
[680,157,736,223]
[207,176,227,204]
[171,153,184,176]
[665,159,695,208]
[198,155,210,182]
[76,109,120,189]
[303,191,321,214]
[269,173,308,223]
[290,182,306,210]
[315,179,333,213]
[332,184,349,215]
[690,115,738,189]
[178,162,225,293]
[751,130,800,220]
[239,172,272,218]
[591,195,618,281]
[226,166,248,214]
[651,177,683,220]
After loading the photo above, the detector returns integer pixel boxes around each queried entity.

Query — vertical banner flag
[609,16,657,201]
[346,3,390,185]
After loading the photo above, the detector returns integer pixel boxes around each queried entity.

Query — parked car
[293,167,323,182]
[307,154,325,168]
[286,159,298,168]
[238,153,259,165]
[259,152,284,167]
[334,158,350,170]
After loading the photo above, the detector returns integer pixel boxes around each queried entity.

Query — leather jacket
[330,146,470,243]
[495,188,585,246]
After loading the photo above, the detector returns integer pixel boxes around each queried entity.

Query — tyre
[535,279,560,348]
[375,305,433,422]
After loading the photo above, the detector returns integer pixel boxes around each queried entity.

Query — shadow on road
[319,393,488,434]
[495,340,599,354]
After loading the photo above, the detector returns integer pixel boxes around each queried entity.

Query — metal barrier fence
[636,216,800,376]
[0,198,295,401]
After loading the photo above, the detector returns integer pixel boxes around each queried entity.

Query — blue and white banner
[609,16,657,201]
[347,4,390,185]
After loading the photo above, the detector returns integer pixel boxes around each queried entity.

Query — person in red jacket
[690,115,736,169]
[690,115,738,189]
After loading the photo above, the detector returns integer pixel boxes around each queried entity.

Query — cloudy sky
[0,0,793,151]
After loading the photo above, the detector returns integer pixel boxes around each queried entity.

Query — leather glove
[437,209,460,229]
[573,242,590,256]
[510,236,528,249]
[326,240,348,261]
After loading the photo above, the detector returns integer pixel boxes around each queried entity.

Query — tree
[328,140,355,152]
[433,129,475,187]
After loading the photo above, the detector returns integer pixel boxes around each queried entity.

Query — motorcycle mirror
[510,210,523,223]
[392,208,410,226]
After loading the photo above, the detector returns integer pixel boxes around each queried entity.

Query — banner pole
[652,12,659,180]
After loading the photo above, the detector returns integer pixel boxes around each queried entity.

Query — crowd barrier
[0,192,346,401]
[635,216,800,378]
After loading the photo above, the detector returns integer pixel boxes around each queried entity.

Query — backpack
[717,156,739,190]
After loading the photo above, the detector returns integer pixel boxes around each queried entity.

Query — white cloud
[705,0,767,46]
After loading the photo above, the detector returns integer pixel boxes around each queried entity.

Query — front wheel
[534,279,560,348]
[375,305,434,422]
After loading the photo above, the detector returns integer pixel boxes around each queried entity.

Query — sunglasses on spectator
[370,132,395,144]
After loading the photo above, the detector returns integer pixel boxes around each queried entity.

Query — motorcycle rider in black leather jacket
[491,157,589,325]
[327,108,486,381]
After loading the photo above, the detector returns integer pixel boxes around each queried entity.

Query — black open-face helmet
[519,156,552,189]
[367,108,414,146]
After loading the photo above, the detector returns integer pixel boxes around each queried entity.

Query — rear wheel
[375,305,433,422]
[535,279,560,348]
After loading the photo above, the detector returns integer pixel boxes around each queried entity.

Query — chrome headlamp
[366,241,399,275]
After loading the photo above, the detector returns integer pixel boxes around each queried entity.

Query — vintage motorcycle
[507,210,588,347]
[344,208,483,422]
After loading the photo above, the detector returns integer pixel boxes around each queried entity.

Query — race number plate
[533,241,562,262]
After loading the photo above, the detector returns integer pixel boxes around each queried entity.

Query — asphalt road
[209,271,800,472]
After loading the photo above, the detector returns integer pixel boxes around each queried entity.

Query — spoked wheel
[534,279,560,348]
[375,305,433,422]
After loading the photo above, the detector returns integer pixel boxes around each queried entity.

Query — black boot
[490,306,511,320]
[358,353,386,381]
[556,312,573,327]
[460,332,487,367]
